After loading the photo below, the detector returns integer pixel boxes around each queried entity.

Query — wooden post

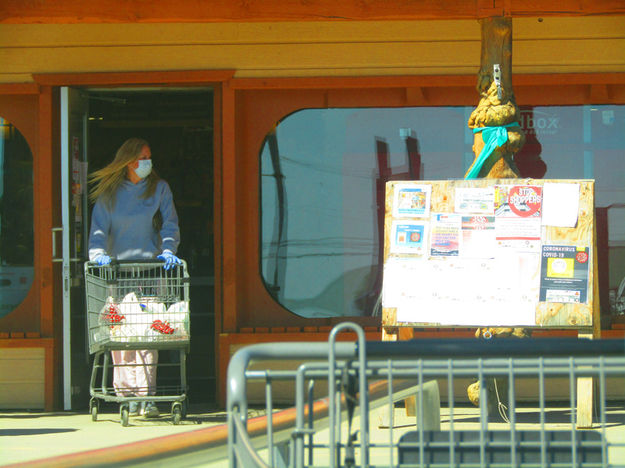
[576,213,602,428]
[466,17,525,422]
[576,332,594,428]
[466,17,525,179]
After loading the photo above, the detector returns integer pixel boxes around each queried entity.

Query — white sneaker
[142,402,160,418]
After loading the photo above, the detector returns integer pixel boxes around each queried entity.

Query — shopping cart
[85,259,190,426]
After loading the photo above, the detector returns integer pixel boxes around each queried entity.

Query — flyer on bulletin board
[390,220,428,255]
[494,185,543,218]
[539,245,590,303]
[392,184,432,218]
[430,214,460,257]
[461,215,496,258]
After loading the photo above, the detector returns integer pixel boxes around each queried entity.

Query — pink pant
[111,350,158,397]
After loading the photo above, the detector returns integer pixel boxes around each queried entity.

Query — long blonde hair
[89,137,160,206]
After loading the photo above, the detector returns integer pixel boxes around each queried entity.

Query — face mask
[134,159,152,179]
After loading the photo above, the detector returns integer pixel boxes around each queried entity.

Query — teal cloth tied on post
[465,122,520,179]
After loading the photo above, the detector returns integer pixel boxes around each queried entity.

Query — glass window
[260,105,625,318]
[0,118,34,318]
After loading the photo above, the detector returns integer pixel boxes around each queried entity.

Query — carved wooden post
[466,17,525,179]
[465,17,527,422]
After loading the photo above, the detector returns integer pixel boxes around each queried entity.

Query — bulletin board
[381,179,597,330]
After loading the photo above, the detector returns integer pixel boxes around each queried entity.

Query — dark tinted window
[0,118,34,318]
[260,106,625,318]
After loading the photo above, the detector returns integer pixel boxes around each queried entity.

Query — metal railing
[227,323,625,467]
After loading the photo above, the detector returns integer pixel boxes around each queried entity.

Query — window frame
[228,73,625,330]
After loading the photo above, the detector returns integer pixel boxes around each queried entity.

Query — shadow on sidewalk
[1,428,78,436]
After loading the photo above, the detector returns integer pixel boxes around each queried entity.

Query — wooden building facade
[0,1,624,409]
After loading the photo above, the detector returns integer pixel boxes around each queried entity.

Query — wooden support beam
[1,0,624,24]
[405,87,427,106]
[589,84,610,102]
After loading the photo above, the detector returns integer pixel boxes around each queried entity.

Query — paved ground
[2,403,624,467]
[0,403,233,467]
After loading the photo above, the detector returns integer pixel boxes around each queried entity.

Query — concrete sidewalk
[3,403,625,467]
[0,404,234,467]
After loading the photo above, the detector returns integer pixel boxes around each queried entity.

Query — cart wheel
[172,403,182,425]
[181,399,187,419]
[120,405,129,427]
[90,399,98,422]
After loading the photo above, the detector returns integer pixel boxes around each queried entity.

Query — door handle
[52,227,63,263]
[52,227,84,263]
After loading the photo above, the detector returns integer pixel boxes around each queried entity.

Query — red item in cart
[102,304,125,325]
[151,319,176,334]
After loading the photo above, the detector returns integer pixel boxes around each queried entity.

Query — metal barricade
[227,322,625,467]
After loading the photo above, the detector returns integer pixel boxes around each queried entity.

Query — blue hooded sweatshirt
[88,179,180,261]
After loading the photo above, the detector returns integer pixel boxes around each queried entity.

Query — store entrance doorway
[66,87,216,408]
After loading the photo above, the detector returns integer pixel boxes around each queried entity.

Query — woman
[88,137,182,417]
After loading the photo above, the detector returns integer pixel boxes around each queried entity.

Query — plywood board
[382,178,595,329]
[0,347,45,409]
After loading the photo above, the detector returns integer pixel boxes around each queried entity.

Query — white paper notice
[542,183,580,227]
[495,217,542,253]
[455,187,495,214]
[387,256,536,326]
[382,257,428,309]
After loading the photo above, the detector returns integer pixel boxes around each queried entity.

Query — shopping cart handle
[115,259,169,264]
[86,258,185,266]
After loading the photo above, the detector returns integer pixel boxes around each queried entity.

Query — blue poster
[391,221,428,255]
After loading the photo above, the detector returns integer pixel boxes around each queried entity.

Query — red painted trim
[221,81,237,333]
[0,83,39,95]
[212,83,224,408]
[38,87,54,338]
[32,70,235,87]
[1,0,624,24]
[230,73,625,90]
[231,75,475,90]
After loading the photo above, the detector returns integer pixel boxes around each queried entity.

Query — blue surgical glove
[157,250,182,270]
[95,254,111,266]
